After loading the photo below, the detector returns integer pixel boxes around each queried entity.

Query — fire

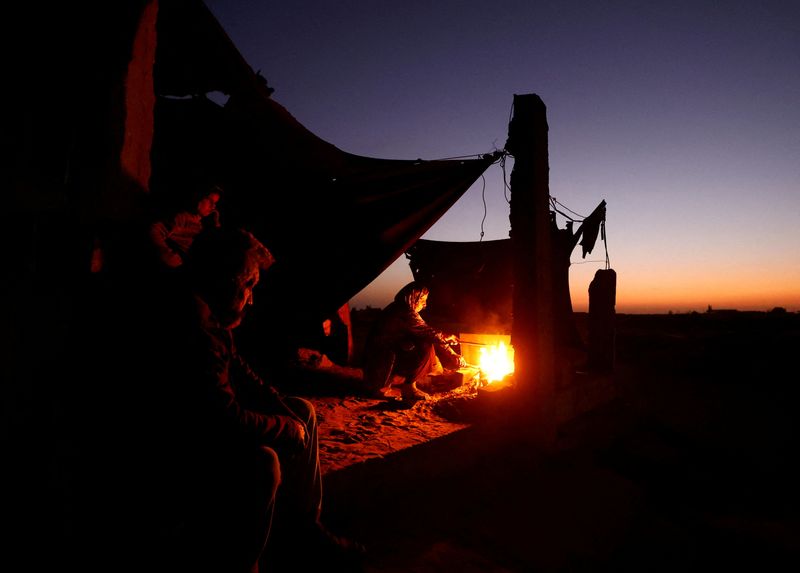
[478,341,515,383]
[458,332,515,386]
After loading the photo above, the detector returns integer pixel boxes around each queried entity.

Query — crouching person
[362,281,466,402]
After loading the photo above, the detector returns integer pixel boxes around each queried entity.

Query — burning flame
[479,341,514,383]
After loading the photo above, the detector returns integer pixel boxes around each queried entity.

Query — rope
[500,154,511,204]
[414,140,618,273]
[549,196,612,269]
[479,173,487,242]
[426,150,506,162]
[602,220,611,269]
[550,197,586,220]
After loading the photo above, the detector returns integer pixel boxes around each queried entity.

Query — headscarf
[394,281,429,311]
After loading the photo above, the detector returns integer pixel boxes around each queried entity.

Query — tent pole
[505,93,557,446]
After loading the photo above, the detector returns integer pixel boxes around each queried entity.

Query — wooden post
[588,268,617,373]
[505,94,556,445]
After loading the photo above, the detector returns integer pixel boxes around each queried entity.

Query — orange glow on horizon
[349,258,800,314]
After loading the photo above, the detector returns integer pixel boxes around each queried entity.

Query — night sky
[204,0,800,313]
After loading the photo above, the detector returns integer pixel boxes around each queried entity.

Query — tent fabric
[406,239,514,334]
[154,0,266,99]
[150,0,495,354]
[407,201,607,349]
[408,237,587,348]
[149,96,494,328]
[578,200,606,258]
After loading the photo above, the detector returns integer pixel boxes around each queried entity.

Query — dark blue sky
[205,0,800,312]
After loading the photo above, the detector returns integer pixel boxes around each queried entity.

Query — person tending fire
[362,281,467,401]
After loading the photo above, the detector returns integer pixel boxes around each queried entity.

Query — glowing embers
[459,332,515,386]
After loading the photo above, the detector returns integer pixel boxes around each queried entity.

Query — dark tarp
[406,239,514,334]
[151,1,494,361]
[408,201,606,349]
[408,236,586,349]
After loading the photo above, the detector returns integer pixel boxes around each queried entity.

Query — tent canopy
[408,199,607,347]
[407,239,514,333]
[152,0,495,336]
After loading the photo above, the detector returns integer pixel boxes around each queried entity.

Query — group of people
[136,182,467,571]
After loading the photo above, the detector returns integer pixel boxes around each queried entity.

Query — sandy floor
[288,356,487,475]
[314,391,473,475]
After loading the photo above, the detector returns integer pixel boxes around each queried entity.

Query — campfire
[458,332,515,386]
